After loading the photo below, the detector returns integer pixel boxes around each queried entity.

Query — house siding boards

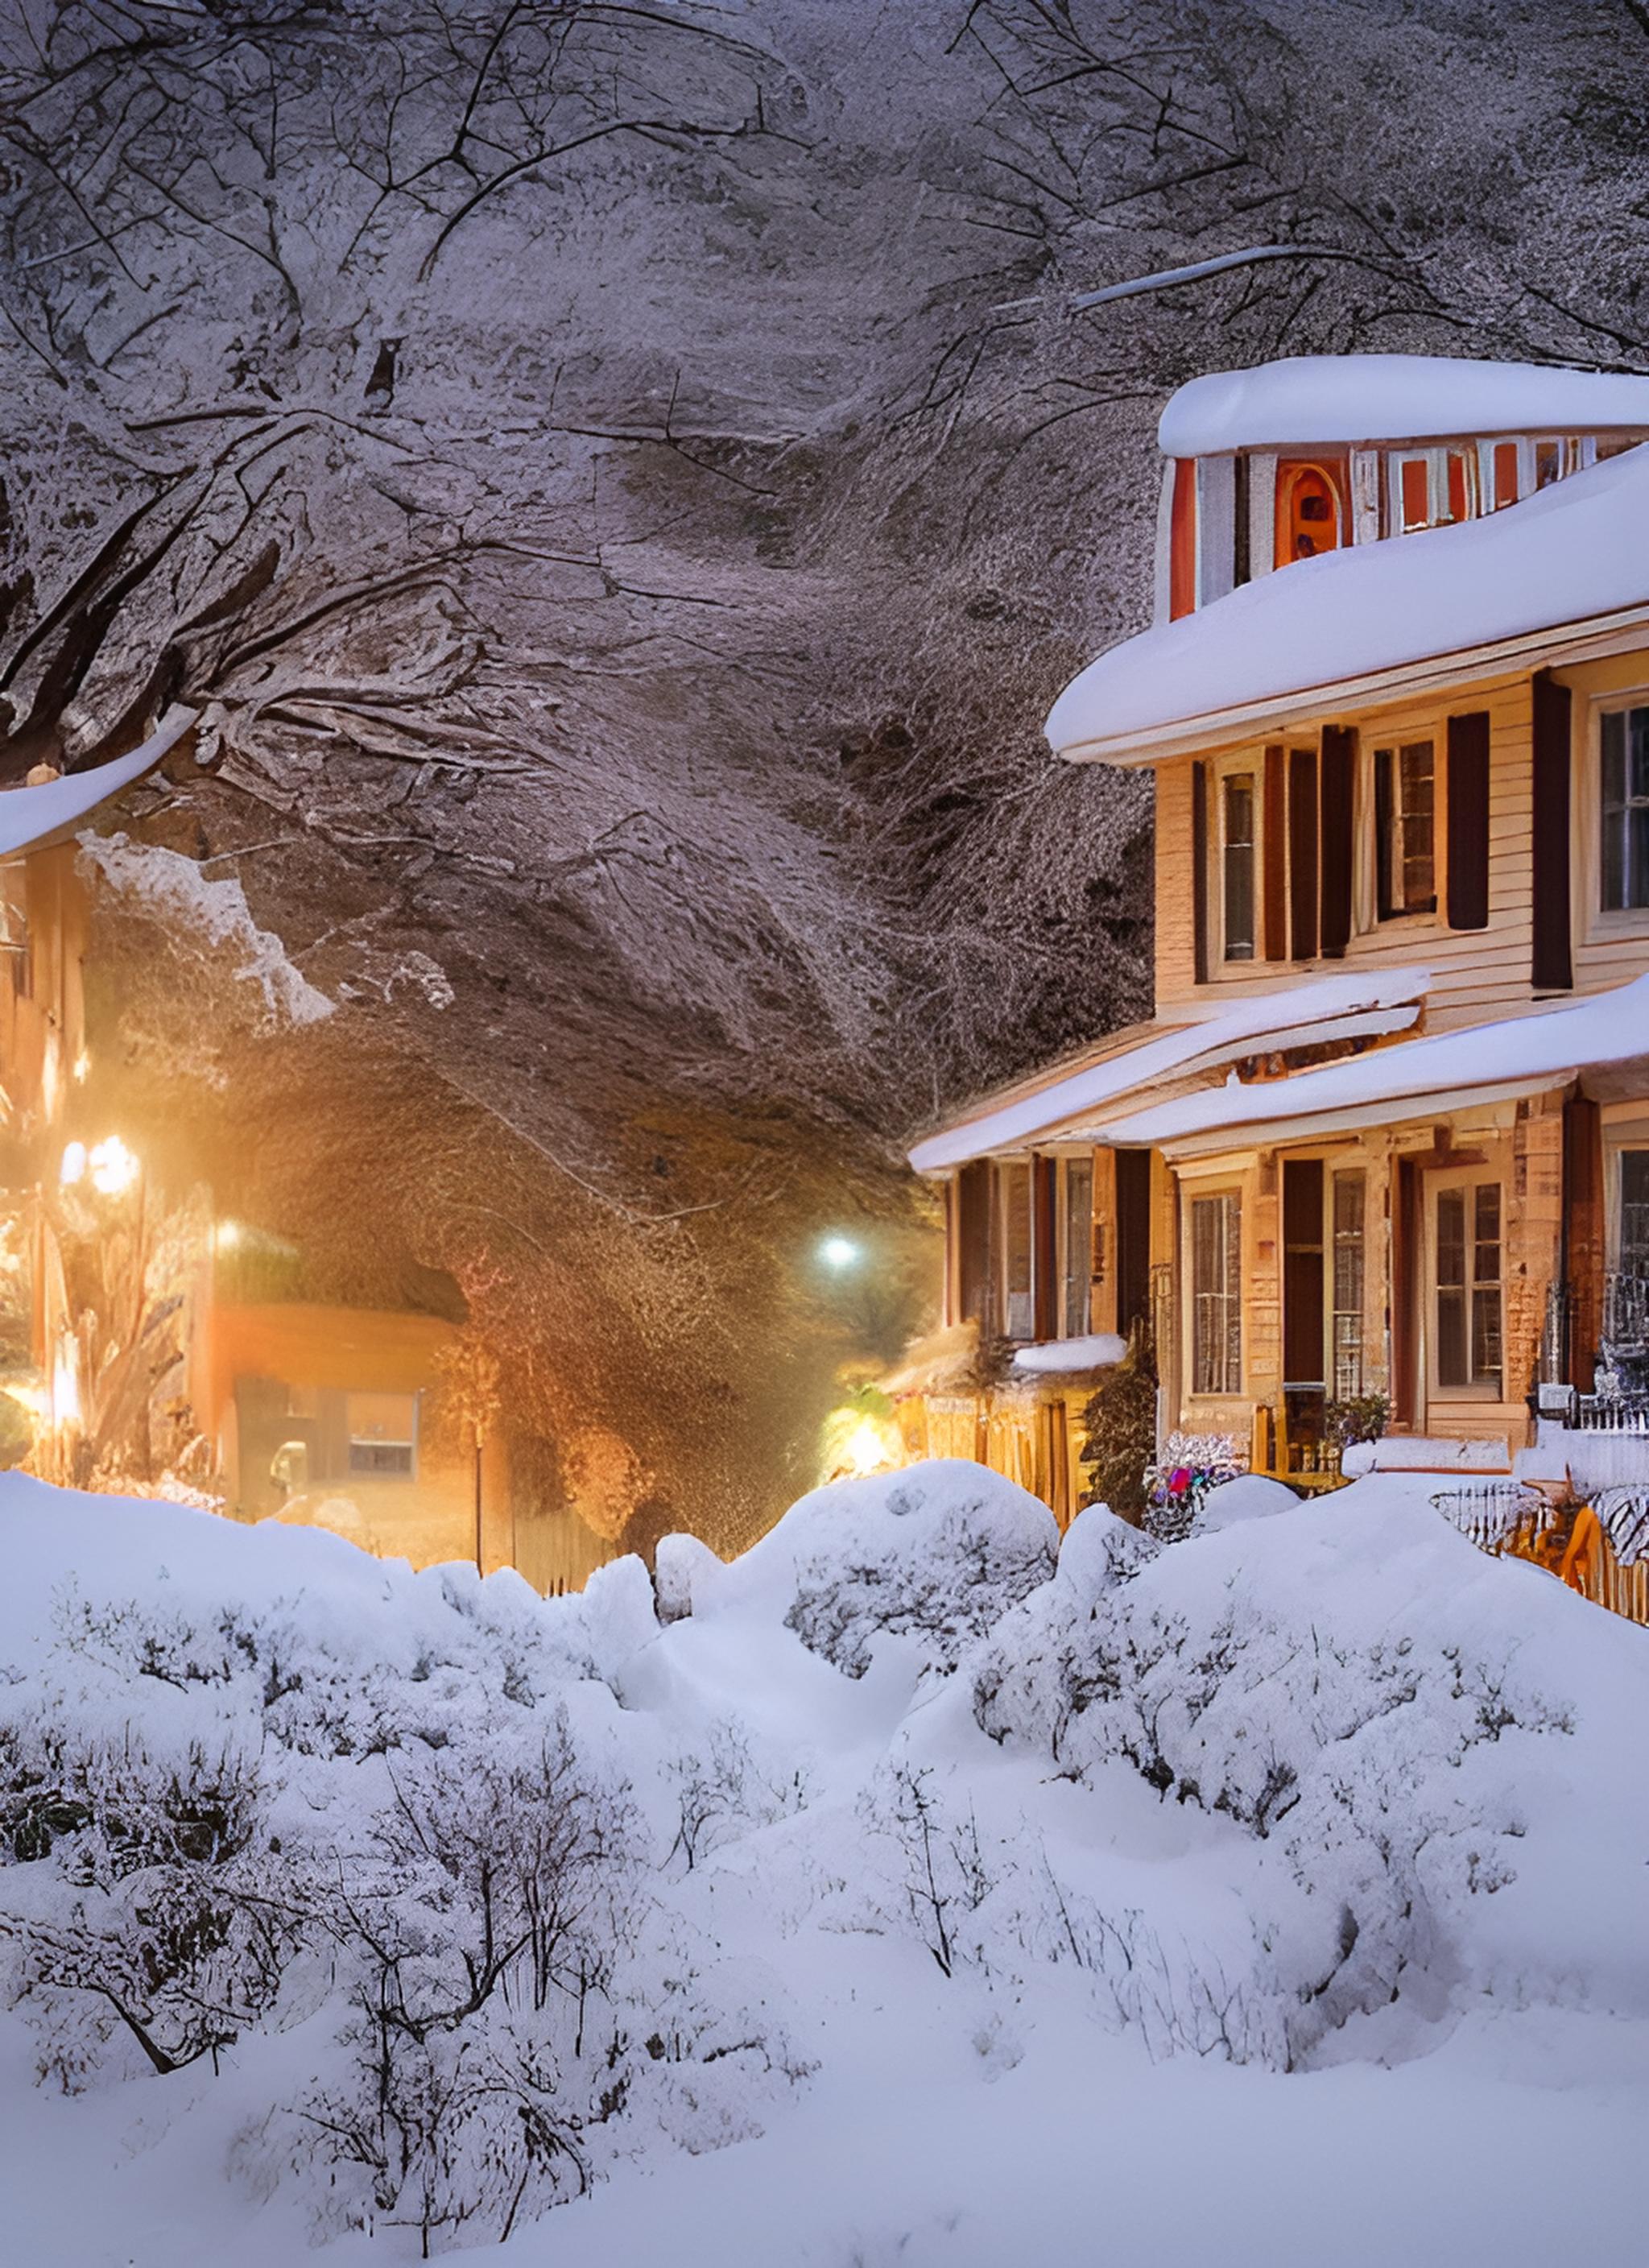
[1154,670,1550,1027]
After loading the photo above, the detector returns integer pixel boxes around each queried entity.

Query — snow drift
[0,1463,1646,2262]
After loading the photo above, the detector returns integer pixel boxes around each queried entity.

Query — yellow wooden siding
[1152,656,1649,1031]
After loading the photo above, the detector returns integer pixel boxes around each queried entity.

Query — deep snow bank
[0,1464,1646,2261]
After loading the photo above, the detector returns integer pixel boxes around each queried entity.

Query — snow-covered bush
[0,1488,802,2253]
[973,1495,1590,2062]
[3,1462,1649,2256]
[728,1460,1058,1681]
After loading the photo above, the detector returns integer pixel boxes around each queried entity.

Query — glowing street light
[818,1234,862,1272]
[60,1135,141,1197]
[89,1136,140,1198]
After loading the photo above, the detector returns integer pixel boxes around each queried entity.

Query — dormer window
[1275,461,1345,565]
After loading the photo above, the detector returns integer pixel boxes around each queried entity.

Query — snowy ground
[1,1462,1644,2266]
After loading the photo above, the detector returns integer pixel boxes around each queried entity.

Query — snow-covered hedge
[2,1464,1647,2254]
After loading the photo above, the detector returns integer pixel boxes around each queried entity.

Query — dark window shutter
[1191,760,1209,983]
[1288,746,1319,959]
[1319,726,1356,958]
[1263,744,1287,960]
[1391,1157,1420,1427]
[956,1161,991,1328]
[1113,1149,1152,1338]
[1531,673,1573,991]
[1374,747,1395,916]
[1445,710,1491,930]
[1032,1156,1058,1342]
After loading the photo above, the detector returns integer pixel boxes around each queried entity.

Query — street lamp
[818,1234,861,1272]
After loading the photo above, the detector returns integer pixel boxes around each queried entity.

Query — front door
[1282,1157,1325,1469]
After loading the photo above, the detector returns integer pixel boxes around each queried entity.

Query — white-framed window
[1331,1169,1366,1400]
[1221,769,1257,961]
[1600,705,1649,913]
[1432,1180,1503,1395]
[1060,1155,1094,1339]
[998,1161,1034,1343]
[1190,1190,1242,1395]
[1373,739,1437,917]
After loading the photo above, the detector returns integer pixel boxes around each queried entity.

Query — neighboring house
[903,354,1649,1537]
[0,715,606,1590]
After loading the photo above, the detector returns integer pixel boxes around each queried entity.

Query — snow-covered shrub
[973,1496,1581,2061]
[667,1719,812,1873]
[0,1492,803,2252]
[1,1718,300,2089]
[734,1460,1058,1681]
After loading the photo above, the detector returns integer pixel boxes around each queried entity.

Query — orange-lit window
[1275,461,1345,567]
[1398,456,1431,532]
[1445,450,1473,523]
[1491,441,1519,508]
[1169,458,1196,620]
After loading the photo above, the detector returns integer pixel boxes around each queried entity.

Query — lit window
[1191,1191,1242,1395]
[1275,461,1344,565]
[1374,740,1436,917]
[1601,707,1649,911]
[345,1391,417,1479]
[1061,1157,1093,1339]
[1222,772,1256,961]
[1435,1184,1502,1392]
[1395,453,1432,532]
[998,1162,1034,1343]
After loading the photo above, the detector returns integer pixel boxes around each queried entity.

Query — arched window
[1275,461,1345,567]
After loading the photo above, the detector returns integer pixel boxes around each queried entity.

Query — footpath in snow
[0,1461,1645,2266]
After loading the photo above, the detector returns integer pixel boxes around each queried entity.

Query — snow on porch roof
[1045,442,1649,766]
[1157,354,1649,457]
[1101,972,1649,1153]
[906,970,1428,1173]
[0,706,196,858]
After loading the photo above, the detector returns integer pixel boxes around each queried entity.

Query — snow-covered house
[0,722,608,1586]
[904,355,1649,1529]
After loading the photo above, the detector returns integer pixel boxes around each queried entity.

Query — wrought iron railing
[1429,1480,1552,1553]
[1592,1487,1649,1566]
[1567,1394,1649,1433]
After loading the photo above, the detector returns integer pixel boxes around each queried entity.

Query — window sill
[1584,907,1649,945]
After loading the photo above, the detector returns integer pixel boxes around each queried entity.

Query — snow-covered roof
[0,706,196,859]
[1158,354,1649,457]
[1046,444,1649,764]
[907,971,1428,1172]
[1011,1333,1125,1376]
[1101,973,1649,1153]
